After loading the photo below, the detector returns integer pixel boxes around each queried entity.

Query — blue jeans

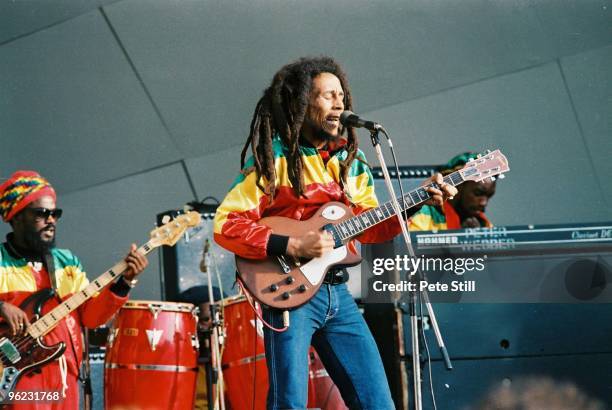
[263,283,395,410]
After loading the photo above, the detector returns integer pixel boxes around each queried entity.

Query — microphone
[340,111,382,131]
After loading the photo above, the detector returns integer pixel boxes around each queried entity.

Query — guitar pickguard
[299,246,348,285]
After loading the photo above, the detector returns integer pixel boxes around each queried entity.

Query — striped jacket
[214,138,402,259]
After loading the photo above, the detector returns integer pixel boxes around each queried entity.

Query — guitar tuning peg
[490,176,496,182]
[477,154,482,159]
[468,158,474,162]
[161,215,171,224]
[485,149,491,154]
[498,174,505,179]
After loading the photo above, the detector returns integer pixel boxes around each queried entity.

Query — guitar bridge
[0,338,21,364]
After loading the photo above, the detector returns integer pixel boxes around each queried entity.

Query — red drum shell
[221,295,269,410]
[104,300,199,410]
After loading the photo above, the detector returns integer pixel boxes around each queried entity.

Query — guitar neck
[27,241,155,339]
[331,170,465,241]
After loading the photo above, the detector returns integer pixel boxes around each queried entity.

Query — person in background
[410,152,496,230]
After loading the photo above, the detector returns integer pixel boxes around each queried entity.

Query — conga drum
[221,295,269,410]
[104,301,199,410]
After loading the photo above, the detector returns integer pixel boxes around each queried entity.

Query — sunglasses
[26,207,63,221]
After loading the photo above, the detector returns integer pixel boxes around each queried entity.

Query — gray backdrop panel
[0,0,118,44]
[100,0,612,158]
[0,10,181,194]
[560,45,612,208]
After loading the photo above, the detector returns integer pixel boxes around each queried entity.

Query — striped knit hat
[0,171,56,222]
[438,152,479,175]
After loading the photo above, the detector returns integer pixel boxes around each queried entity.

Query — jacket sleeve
[213,163,272,260]
[344,154,402,244]
[68,256,128,328]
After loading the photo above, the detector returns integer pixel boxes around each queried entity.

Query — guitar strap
[42,251,59,296]
[236,277,288,333]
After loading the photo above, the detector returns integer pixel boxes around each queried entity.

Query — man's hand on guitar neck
[122,243,149,281]
[421,173,458,207]
[287,231,335,259]
[0,302,30,336]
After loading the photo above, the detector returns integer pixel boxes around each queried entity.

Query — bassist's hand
[123,243,149,281]
[287,231,335,258]
[0,302,30,336]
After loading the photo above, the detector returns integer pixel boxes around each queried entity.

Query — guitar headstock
[149,211,202,248]
[459,149,509,183]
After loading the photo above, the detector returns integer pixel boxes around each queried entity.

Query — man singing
[214,56,456,409]
[0,170,148,409]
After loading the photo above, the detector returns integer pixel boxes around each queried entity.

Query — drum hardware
[191,333,200,350]
[201,238,226,410]
[148,304,162,320]
[106,328,119,348]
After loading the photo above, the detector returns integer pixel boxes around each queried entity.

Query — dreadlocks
[240,56,358,198]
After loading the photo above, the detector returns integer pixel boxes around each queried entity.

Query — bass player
[0,170,148,409]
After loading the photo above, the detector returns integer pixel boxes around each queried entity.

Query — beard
[23,225,56,253]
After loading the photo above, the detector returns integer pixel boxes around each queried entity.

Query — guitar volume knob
[269,284,279,292]
[298,285,307,293]
[285,276,295,284]
[282,292,291,300]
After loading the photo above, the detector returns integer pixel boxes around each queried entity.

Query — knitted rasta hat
[0,171,56,222]
[437,152,479,175]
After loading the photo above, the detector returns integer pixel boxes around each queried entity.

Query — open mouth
[325,115,340,127]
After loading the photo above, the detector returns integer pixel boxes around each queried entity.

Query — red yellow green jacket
[214,138,403,259]
[409,202,492,231]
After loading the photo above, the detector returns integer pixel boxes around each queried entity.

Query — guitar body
[0,289,66,404]
[236,202,362,309]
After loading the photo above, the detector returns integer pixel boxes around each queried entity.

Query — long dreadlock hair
[240,56,358,198]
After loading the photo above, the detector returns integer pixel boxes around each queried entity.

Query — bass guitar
[236,150,509,309]
[0,211,201,404]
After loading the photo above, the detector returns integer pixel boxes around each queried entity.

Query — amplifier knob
[269,284,279,292]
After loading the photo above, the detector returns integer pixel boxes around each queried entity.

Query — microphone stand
[202,239,226,410]
[367,127,452,410]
